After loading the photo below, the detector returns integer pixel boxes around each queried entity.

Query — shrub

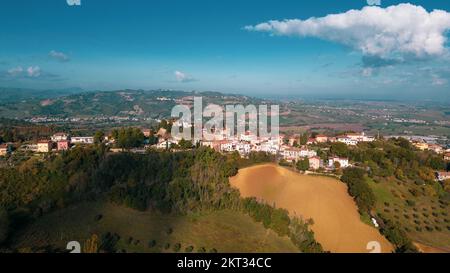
[341,168,376,212]
[173,243,181,252]
[197,247,206,253]
[379,217,418,253]
[0,209,10,245]
[166,227,173,235]
[148,240,156,248]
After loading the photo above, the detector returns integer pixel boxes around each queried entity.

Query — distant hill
[0,89,265,119]
[0,87,85,103]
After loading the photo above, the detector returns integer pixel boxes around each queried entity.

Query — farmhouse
[71,136,94,144]
[156,139,178,150]
[0,143,12,156]
[444,153,450,161]
[51,132,69,142]
[315,134,328,143]
[57,140,70,151]
[337,137,358,146]
[328,157,349,169]
[37,140,52,153]
[428,144,443,154]
[436,171,450,181]
[309,156,322,170]
[413,142,428,151]
[281,147,317,162]
[281,147,303,162]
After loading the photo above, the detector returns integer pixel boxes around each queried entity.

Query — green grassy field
[11,201,298,253]
[367,178,450,251]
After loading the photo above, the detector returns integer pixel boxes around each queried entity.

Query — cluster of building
[412,141,445,154]
[3,127,447,176]
[8,133,96,154]
[166,129,367,171]
[305,132,375,146]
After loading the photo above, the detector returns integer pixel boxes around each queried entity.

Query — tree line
[0,145,322,253]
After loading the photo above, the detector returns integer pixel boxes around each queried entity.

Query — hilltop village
[1,121,449,180]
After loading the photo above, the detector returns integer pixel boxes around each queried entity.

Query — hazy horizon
[1,0,450,101]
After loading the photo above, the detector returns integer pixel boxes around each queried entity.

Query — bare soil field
[230,164,393,253]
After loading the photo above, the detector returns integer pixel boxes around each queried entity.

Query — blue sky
[0,0,450,100]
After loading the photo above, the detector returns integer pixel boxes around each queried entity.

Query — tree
[116,128,145,149]
[0,209,9,245]
[333,161,341,170]
[94,131,105,144]
[178,138,193,150]
[299,133,308,146]
[296,158,309,171]
[341,168,376,212]
[331,142,348,157]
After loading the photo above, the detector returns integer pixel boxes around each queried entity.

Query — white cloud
[362,67,374,77]
[245,4,450,59]
[27,66,41,77]
[174,70,196,82]
[7,66,23,76]
[431,74,447,86]
[49,50,70,62]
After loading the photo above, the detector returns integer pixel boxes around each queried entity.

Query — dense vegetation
[0,118,55,143]
[0,145,321,253]
[332,138,450,253]
[341,168,376,213]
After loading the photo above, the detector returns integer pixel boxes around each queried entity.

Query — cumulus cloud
[1,66,62,82]
[49,50,70,62]
[5,66,41,78]
[8,66,24,76]
[174,70,196,83]
[27,66,41,77]
[245,4,450,59]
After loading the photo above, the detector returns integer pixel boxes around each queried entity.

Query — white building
[337,137,358,146]
[253,141,279,155]
[0,144,12,156]
[156,139,178,150]
[37,141,52,153]
[281,147,317,162]
[220,141,251,156]
[436,171,450,181]
[281,147,303,162]
[240,131,258,143]
[328,157,349,168]
[51,132,69,142]
[299,148,317,158]
[71,136,94,144]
